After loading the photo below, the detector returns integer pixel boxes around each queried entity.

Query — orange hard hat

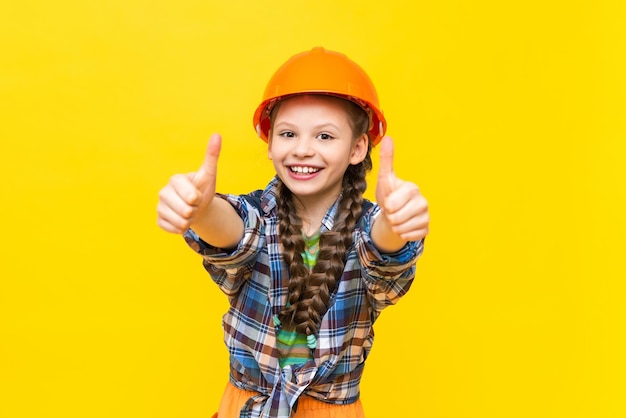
[253,47,386,146]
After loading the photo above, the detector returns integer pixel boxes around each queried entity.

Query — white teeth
[291,166,319,174]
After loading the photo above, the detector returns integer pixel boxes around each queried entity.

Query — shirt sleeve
[183,193,264,297]
[356,205,424,314]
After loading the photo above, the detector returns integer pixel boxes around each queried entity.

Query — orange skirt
[212,382,365,418]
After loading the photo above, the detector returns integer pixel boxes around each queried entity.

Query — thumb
[378,136,395,178]
[376,136,398,205]
[193,133,222,193]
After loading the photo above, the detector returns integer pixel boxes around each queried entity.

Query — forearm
[190,196,244,249]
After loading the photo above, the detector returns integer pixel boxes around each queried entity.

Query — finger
[398,227,429,242]
[193,133,222,192]
[157,217,188,235]
[157,196,196,227]
[383,182,423,214]
[383,209,429,242]
[386,211,430,235]
[158,191,194,221]
[382,184,429,232]
[164,174,202,205]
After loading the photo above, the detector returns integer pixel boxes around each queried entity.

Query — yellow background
[1,1,624,417]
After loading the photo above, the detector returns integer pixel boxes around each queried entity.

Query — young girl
[157,47,429,418]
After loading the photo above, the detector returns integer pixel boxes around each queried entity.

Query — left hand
[375,136,430,242]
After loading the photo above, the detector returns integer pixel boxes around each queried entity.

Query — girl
[157,47,429,418]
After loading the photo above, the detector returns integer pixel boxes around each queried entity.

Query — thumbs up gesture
[157,134,243,247]
[157,133,222,234]
[373,136,430,253]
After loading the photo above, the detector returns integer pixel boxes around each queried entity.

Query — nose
[292,137,315,158]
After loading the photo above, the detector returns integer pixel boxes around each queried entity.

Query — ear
[267,137,273,160]
[349,134,368,165]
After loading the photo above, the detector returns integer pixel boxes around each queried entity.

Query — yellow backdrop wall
[1,1,624,417]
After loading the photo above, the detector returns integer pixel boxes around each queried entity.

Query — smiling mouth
[289,166,321,174]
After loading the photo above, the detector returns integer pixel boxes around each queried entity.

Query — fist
[375,136,429,242]
[156,133,222,234]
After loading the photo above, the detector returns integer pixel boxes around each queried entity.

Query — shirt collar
[261,176,341,231]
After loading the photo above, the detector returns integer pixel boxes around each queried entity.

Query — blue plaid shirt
[184,177,423,417]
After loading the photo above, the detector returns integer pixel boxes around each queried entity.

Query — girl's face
[268,95,368,209]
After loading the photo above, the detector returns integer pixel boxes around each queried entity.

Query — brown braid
[273,95,373,337]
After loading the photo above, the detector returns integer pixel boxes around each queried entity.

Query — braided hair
[271,95,373,339]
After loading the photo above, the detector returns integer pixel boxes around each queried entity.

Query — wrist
[371,212,407,253]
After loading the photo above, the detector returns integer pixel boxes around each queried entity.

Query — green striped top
[276,230,320,369]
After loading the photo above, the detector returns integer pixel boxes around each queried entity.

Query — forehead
[273,95,350,120]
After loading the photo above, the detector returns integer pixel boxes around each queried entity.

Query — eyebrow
[273,121,343,131]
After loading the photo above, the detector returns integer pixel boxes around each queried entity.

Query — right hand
[157,133,222,234]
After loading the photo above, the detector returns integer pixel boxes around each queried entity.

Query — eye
[316,132,334,141]
[279,131,295,138]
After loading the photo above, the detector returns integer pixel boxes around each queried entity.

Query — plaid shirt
[184,177,423,418]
